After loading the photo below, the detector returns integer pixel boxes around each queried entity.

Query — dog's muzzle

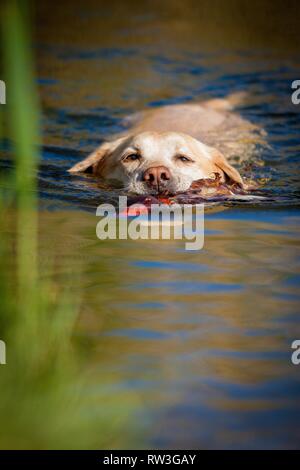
[142,166,172,194]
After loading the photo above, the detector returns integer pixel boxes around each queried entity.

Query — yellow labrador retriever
[69,93,260,195]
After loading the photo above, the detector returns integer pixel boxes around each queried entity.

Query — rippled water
[2,1,300,449]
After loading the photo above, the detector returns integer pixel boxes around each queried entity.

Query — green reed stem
[1,0,40,321]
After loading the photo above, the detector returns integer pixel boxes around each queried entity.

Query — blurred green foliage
[0,0,138,449]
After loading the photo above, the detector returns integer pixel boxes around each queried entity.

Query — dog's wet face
[80,131,244,194]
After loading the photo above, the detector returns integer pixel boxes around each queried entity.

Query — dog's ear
[210,147,244,187]
[68,136,128,175]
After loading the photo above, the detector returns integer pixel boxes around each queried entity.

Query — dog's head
[70,131,243,194]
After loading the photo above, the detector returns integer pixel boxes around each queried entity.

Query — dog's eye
[124,153,140,162]
[177,155,193,163]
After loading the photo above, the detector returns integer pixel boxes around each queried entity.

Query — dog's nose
[142,166,171,189]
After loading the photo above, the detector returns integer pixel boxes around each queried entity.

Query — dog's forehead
[132,132,191,154]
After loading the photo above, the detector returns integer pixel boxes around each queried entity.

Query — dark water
[2,1,300,449]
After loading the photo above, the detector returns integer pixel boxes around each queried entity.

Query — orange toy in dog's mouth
[122,174,250,215]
